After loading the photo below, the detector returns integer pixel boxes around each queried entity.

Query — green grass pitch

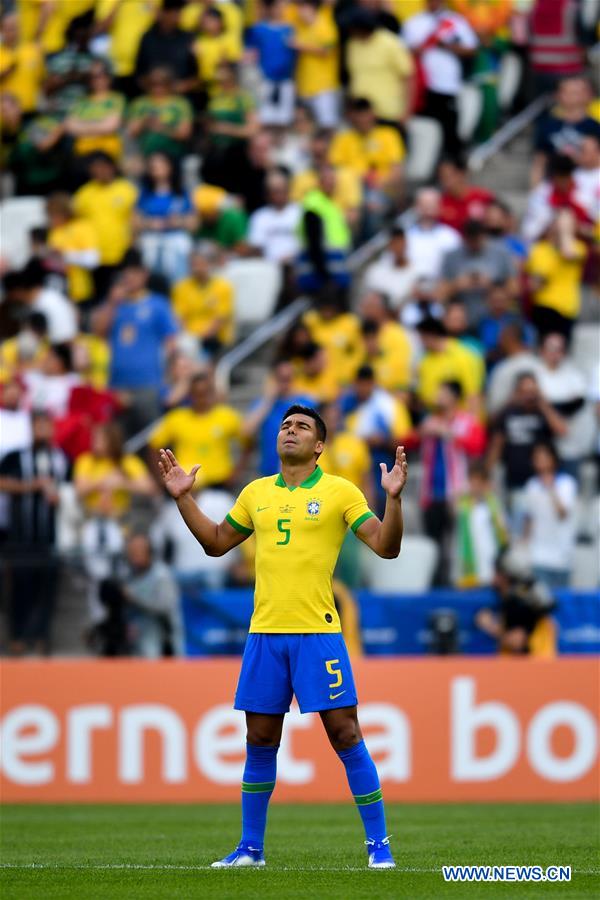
[1,803,598,899]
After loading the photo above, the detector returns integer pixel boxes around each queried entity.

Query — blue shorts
[234,633,358,714]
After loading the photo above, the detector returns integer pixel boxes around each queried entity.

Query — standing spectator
[521,154,595,244]
[297,164,353,293]
[487,372,567,525]
[439,218,516,329]
[134,0,198,95]
[303,289,363,391]
[419,381,486,585]
[525,209,587,343]
[291,129,362,229]
[0,11,44,116]
[46,193,100,306]
[403,0,477,158]
[405,187,462,278]
[486,323,544,417]
[127,67,194,162]
[523,443,577,590]
[23,343,81,419]
[345,10,414,128]
[415,316,483,414]
[62,58,125,169]
[94,0,161,100]
[437,156,495,233]
[149,369,244,490]
[135,151,196,283]
[94,250,179,435]
[225,129,273,214]
[478,283,535,373]
[318,399,372,495]
[0,380,32,542]
[454,461,508,588]
[243,360,314,476]
[11,259,77,344]
[483,200,528,264]
[201,62,258,190]
[247,169,301,264]
[292,0,340,129]
[171,244,235,357]
[358,291,413,391]
[529,1,586,96]
[246,0,296,127]
[532,76,600,185]
[574,135,600,224]
[0,411,69,655]
[363,226,421,312]
[192,7,241,94]
[290,341,339,403]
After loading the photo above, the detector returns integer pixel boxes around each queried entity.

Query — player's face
[277,414,323,463]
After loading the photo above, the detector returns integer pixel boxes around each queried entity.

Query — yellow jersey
[73,178,137,266]
[73,453,149,516]
[181,0,243,55]
[292,365,339,403]
[0,41,44,113]
[41,0,94,54]
[95,0,161,77]
[194,32,241,86]
[48,218,98,302]
[226,466,374,632]
[171,275,234,345]
[319,432,371,488]
[291,166,362,213]
[303,309,363,388]
[417,338,483,409]
[363,321,413,391]
[329,126,405,186]
[149,404,243,488]
[526,239,587,319]
[346,28,414,121]
[294,7,339,97]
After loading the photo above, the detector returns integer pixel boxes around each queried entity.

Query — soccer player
[158,404,408,869]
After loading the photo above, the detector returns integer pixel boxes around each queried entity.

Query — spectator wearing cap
[404,187,462,278]
[522,154,596,244]
[291,0,341,130]
[291,129,362,229]
[171,244,235,357]
[46,192,100,306]
[437,156,495,234]
[358,290,413,392]
[415,316,483,414]
[245,0,297,128]
[296,164,352,293]
[439,218,516,329]
[247,169,301,264]
[127,67,194,161]
[134,0,198,96]
[73,152,138,300]
[363,226,422,313]
[62,58,125,169]
[193,183,248,250]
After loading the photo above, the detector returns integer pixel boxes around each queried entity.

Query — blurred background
[0,0,598,664]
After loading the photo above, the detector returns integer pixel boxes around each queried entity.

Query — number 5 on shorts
[325,658,342,689]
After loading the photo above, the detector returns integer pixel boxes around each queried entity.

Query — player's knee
[246,727,280,747]
[327,720,361,751]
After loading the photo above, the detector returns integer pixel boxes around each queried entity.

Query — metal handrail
[467,93,551,172]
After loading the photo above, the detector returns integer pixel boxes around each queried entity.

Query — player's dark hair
[281,405,327,443]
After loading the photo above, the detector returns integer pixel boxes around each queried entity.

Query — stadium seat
[570,544,600,590]
[0,196,46,269]
[457,84,483,143]
[571,323,600,381]
[360,535,438,593]
[222,258,282,329]
[405,117,443,183]
[498,52,523,111]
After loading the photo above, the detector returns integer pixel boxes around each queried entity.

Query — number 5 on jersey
[276,518,291,545]
[325,658,342,689]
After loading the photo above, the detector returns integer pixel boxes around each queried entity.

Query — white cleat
[366,836,396,869]
[211,843,266,868]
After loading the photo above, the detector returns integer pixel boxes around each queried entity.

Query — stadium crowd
[0,0,598,659]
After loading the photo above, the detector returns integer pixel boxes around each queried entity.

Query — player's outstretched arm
[355,445,408,559]
[157,449,247,557]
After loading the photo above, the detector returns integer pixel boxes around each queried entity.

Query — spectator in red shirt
[438,156,495,234]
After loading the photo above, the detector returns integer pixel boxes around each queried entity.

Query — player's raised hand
[380,445,408,499]
[158,448,200,499]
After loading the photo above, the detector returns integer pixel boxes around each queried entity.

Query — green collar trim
[275,465,323,491]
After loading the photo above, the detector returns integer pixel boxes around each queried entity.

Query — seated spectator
[438,156,495,233]
[486,323,544,418]
[454,461,508,588]
[291,129,362,229]
[523,442,577,591]
[537,332,590,478]
[73,152,138,299]
[525,209,587,343]
[127,66,194,161]
[345,10,413,128]
[4,93,69,196]
[149,369,244,490]
[0,11,44,117]
[201,61,258,189]
[478,282,534,372]
[180,0,243,54]
[415,316,483,414]
[291,0,341,129]
[363,226,421,313]
[247,169,301,264]
[443,299,486,363]
[290,341,339,402]
[135,151,196,284]
[171,244,234,356]
[74,422,155,520]
[439,218,516,329]
[243,360,315,476]
[192,7,240,93]
[296,164,352,293]
[419,381,486,585]
[94,249,179,435]
[483,200,527,264]
[303,288,363,390]
[193,183,248,250]
[161,350,203,410]
[271,101,315,174]
[522,154,595,244]
[46,192,100,306]
[6,259,77,344]
[405,187,462,278]
[134,0,198,95]
[487,372,567,526]
[223,129,274,214]
[532,76,600,186]
[358,290,413,391]
[62,58,125,168]
[0,411,69,656]
[246,0,296,128]
[23,343,82,419]
[42,12,94,115]
[0,312,49,387]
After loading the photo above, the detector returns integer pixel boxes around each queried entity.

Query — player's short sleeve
[340,479,375,533]
[226,483,255,536]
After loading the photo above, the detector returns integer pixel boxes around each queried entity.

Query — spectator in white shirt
[247,169,301,264]
[405,188,462,278]
[23,343,81,419]
[521,154,595,243]
[403,0,477,158]
[574,134,600,224]
[0,378,33,539]
[363,226,421,312]
[486,322,544,418]
[9,259,78,344]
[523,442,577,590]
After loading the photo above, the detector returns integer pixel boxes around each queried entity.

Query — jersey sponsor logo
[306,500,320,516]
[279,504,295,514]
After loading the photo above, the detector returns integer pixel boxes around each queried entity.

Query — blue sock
[240,743,278,849]
[337,740,387,843]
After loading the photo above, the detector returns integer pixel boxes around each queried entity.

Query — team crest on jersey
[306,499,321,517]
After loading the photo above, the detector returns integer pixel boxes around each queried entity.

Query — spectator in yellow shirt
[290,341,340,403]
[94,0,161,97]
[0,11,44,114]
[73,152,137,300]
[346,9,414,125]
[171,244,235,355]
[291,129,362,229]
[358,290,413,391]
[62,58,125,162]
[149,369,245,489]
[74,422,155,519]
[193,7,241,92]
[303,289,363,389]
[47,193,100,305]
[416,316,483,413]
[39,0,94,56]
[181,0,243,56]
[319,399,372,493]
[291,0,340,128]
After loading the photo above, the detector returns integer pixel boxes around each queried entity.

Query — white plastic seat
[360,535,439,593]
[0,196,46,269]
[405,117,443,183]
[570,544,600,590]
[222,258,282,328]
[498,52,523,111]
[571,323,600,381]
[457,84,483,142]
